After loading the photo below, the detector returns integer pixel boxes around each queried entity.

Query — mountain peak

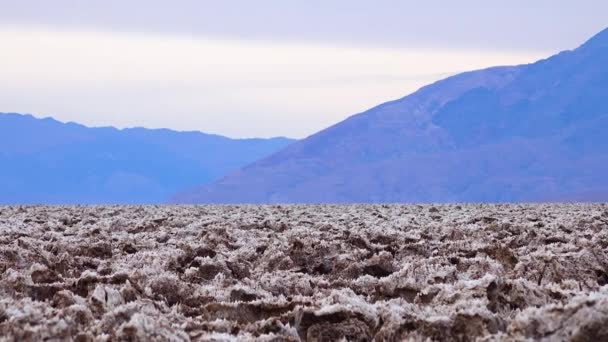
[580,27,608,49]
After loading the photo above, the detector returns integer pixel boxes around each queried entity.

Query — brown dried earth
[1,204,608,341]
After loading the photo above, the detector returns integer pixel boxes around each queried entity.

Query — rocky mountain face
[0,113,294,204]
[176,27,608,203]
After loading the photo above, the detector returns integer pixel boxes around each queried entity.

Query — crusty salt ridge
[0,204,607,341]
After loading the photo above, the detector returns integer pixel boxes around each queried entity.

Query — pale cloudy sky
[1,1,606,138]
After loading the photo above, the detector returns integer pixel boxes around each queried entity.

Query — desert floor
[1,204,607,341]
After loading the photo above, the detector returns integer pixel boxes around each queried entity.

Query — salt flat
[0,204,607,341]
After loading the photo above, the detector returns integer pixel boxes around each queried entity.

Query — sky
[1,1,607,138]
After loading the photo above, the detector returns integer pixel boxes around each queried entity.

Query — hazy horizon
[1,1,606,138]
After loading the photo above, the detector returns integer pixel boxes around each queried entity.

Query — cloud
[0,27,546,138]
[2,0,607,51]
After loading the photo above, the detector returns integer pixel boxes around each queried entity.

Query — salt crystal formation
[0,204,607,341]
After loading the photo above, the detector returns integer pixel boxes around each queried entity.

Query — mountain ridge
[1,112,291,141]
[0,112,295,204]
[175,26,608,203]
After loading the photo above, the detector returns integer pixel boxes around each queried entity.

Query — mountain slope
[0,113,294,204]
[176,27,608,203]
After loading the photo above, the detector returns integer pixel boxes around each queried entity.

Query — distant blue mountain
[0,113,294,204]
[175,27,608,203]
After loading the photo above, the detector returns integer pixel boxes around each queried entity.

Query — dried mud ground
[1,205,608,341]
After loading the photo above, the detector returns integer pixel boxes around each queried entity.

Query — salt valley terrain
[0,113,293,204]
[178,28,608,204]
[1,205,608,341]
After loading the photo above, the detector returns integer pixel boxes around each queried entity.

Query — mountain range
[175,27,608,203]
[0,113,293,204]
